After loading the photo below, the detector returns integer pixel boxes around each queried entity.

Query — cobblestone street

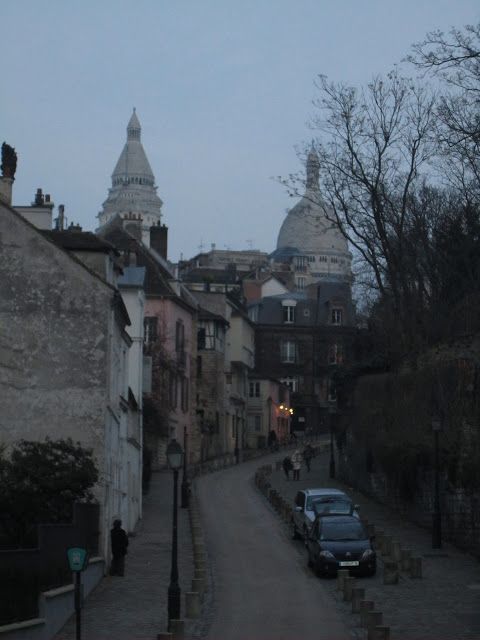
[267,446,480,640]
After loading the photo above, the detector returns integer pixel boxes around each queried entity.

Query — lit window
[280,377,298,392]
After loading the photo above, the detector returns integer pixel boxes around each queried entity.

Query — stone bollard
[401,549,412,572]
[383,560,399,585]
[351,587,365,613]
[169,619,184,639]
[409,556,423,578]
[360,601,374,627]
[343,576,356,602]
[185,591,201,618]
[337,569,349,591]
[370,626,390,640]
[381,535,392,557]
[366,611,383,636]
[391,541,402,563]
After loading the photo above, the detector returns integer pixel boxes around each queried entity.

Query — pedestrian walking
[291,449,303,481]
[110,519,129,576]
[282,455,293,479]
[303,443,314,472]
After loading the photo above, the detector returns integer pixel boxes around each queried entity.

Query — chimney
[55,204,65,230]
[34,188,44,206]
[0,142,17,206]
[150,223,168,259]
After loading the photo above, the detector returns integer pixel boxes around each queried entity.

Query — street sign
[67,547,88,572]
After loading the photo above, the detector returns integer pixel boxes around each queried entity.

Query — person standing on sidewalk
[303,443,314,472]
[110,519,129,576]
[291,449,303,481]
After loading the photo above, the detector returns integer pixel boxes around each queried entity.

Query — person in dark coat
[110,519,129,576]
[282,455,293,479]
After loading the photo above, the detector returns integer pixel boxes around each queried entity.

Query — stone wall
[337,358,480,557]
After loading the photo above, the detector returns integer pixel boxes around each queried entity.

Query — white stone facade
[98,110,163,246]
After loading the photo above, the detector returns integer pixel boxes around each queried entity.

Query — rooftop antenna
[198,240,204,253]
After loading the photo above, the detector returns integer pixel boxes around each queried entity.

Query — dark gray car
[306,515,376,577]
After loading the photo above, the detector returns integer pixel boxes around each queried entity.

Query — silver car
[292,488,354,541]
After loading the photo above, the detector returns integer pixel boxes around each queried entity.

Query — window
[197,327,206,350]
[280,376,298,392]
[196,355,202,378]
[248,414,262,432]
[283,305,295,324]
[307,256,315,262]
[181,377,189,412]
[328,379,337,402]
[331,308,343,325]
[175,320,185,352]
[169,374,178,409]
[249,381,260,397]
[281,341,296,363]
[296,277,306,290]
[331,256,338,264]
[319,256,328,263]
[144,317,158,344]
[328,343,344,365]
[248,306,259,322]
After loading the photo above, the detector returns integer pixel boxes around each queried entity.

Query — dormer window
[282,299,297,324]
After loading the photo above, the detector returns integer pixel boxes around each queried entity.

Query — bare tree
[408,23,480,202]
[307,70,437,354]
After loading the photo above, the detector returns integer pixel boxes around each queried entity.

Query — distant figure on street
[110,519,129,577]
[282,455,293,479]
[291,449,303,481]
[303,443,314,472]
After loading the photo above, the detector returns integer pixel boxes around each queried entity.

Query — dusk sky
[3,1,479,262]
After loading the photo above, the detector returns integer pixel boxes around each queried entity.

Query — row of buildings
[0,111,355,557]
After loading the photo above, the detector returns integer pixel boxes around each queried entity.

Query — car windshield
[306,494,346,510]
[313,499,353,516]
[320,520,366,541]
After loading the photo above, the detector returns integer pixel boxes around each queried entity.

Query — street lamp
[181,426,190,509]
[431,418,442,549]
[166,438,184,630]
[328,405,336,479]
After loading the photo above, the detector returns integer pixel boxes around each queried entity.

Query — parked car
[306,514,376,577]
[292,488,355,541]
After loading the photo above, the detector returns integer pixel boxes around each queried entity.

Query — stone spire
[97,109,163,245]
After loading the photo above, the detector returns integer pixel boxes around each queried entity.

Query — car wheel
[313,558,323,577]
[291,521,301,540]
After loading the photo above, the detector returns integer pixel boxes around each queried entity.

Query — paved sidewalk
[54,471,194,640]
[268,448,480,640]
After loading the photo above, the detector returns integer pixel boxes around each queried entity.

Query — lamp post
[329,405,336,479]
[432,418,442,549]
[181,426,190,509]
[166,438,184,630]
